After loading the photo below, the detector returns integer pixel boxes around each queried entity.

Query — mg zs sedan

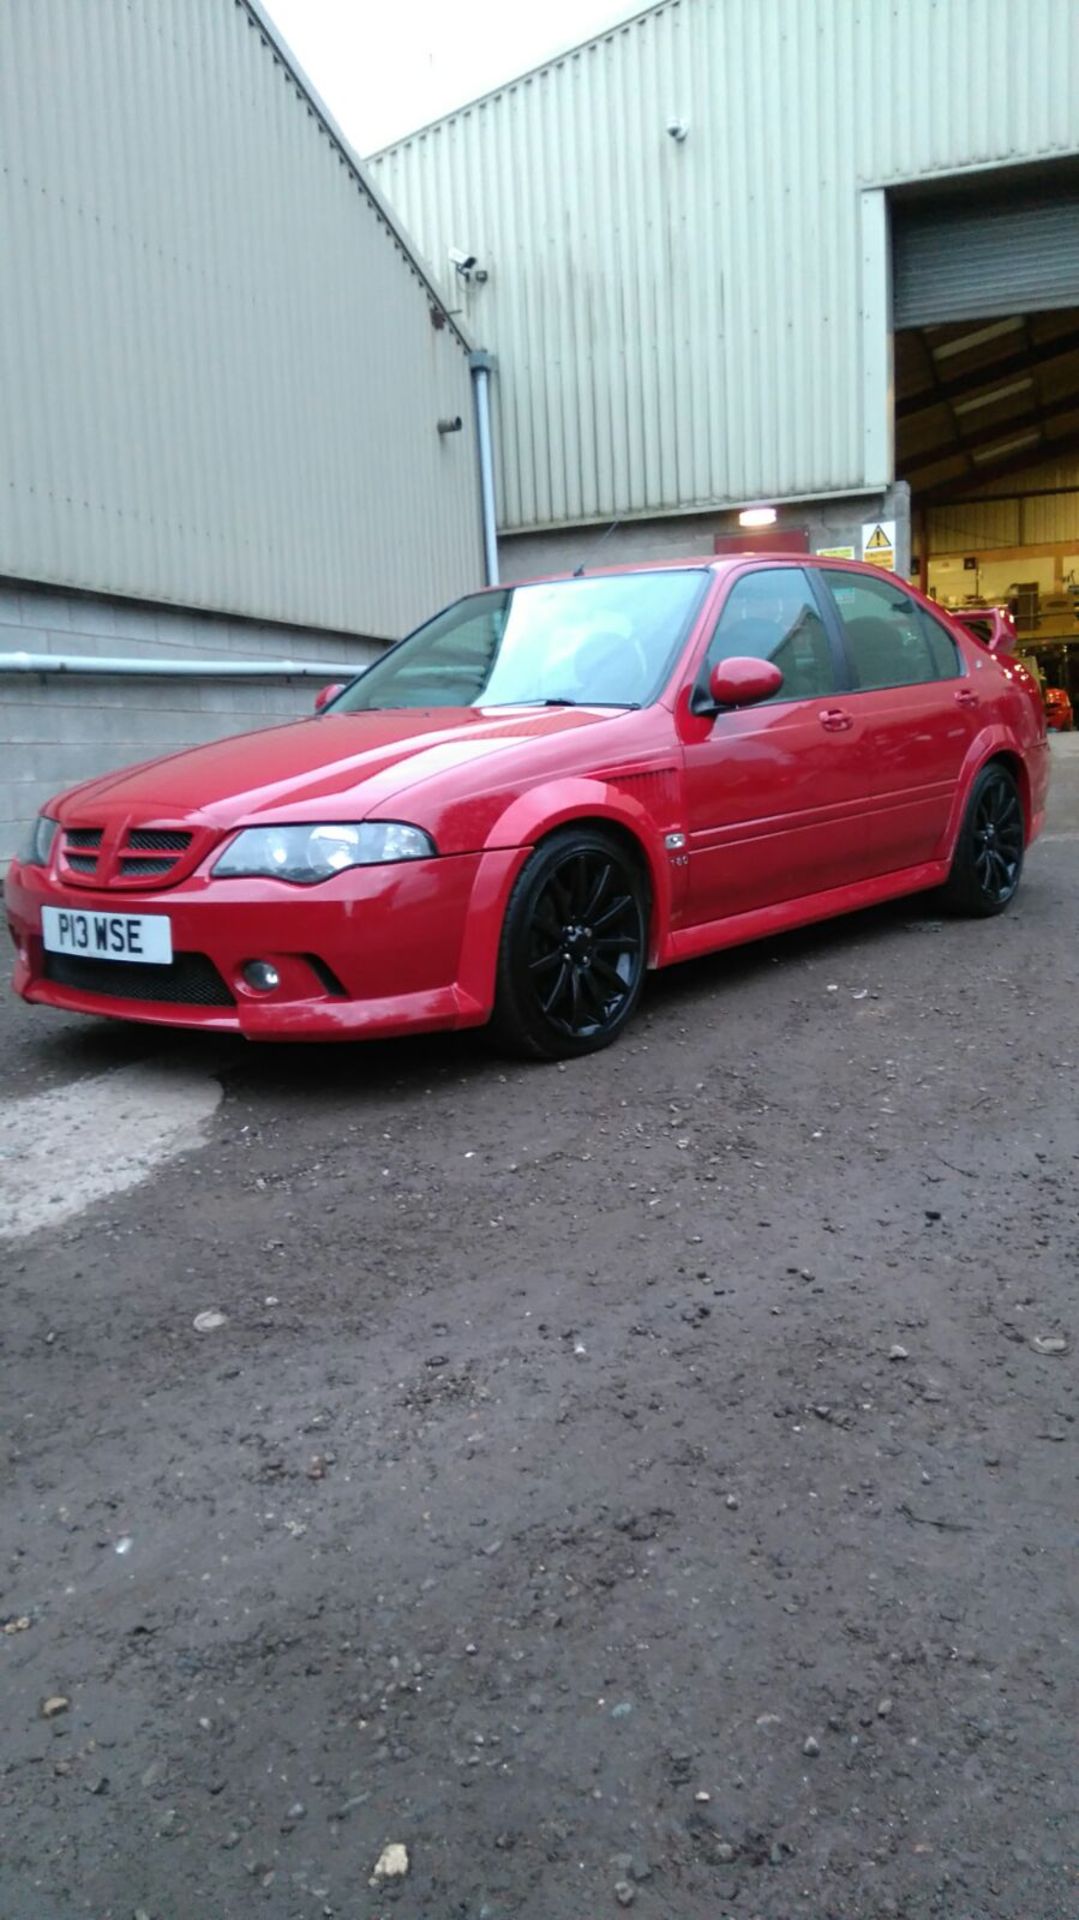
[7,556,1049,1059]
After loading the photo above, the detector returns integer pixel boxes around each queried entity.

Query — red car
[7,557,1049,1059]
[1044,686,1074,732]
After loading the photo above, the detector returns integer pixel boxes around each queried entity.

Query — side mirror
[708,656,784,708]
[314,682,345,713]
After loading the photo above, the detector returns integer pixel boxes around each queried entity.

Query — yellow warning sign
[862,520,896,570]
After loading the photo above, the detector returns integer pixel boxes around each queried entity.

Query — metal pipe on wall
[470,351,500,586]
[0,653,366,679]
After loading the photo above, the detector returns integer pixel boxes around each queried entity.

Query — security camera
[448,246,478,274]
[666,117,689,142]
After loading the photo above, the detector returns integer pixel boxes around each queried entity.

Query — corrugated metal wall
[371,0,1079,534]
[0,0,482,639]
[970,453,1079,499]
[928,456,1079,550]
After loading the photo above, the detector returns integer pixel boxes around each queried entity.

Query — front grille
[44,951,235,1007]
[58,822,204,889]
[127,829,193,852]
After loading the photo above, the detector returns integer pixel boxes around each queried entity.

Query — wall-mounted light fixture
[738,506,777,528]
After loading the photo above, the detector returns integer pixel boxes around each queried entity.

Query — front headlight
[211,821,436,885]
[21,814,60,867]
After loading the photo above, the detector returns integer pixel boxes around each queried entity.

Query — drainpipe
[469,350,499,586]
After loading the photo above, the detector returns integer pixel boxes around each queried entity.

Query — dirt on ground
[1,742,1077,1920]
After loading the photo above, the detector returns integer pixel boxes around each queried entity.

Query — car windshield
[331,570,710,712]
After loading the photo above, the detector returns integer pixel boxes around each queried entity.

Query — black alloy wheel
[941,762,1025,917]
[492,828,649,1059]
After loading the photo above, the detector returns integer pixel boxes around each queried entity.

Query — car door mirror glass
[709,656,784,707]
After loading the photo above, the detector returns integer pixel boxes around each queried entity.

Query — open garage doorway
[892,171,1079,726]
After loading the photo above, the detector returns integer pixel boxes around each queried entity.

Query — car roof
[498,552,908,589]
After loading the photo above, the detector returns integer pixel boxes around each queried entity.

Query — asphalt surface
[2,739,1077,1920]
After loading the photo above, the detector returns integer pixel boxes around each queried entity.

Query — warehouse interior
[892,169,1079,720]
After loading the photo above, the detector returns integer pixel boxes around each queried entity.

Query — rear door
[818,569,980,871]
[678,564,874,926]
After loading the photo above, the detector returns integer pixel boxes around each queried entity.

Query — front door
[679,565,872,928]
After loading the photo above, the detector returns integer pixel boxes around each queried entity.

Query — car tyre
[940,761,1025,918]
[491,827,649,1060]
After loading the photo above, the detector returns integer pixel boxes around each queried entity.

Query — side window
[823,571,947,690]
[918,605,963,680]
[704,568,836,700]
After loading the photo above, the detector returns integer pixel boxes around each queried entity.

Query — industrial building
[372,0,1079,704]
[0,0,489,864]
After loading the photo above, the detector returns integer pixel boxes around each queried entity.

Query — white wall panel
[0,0,483,638]
[372,0,1079,532]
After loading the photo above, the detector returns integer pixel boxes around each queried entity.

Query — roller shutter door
[893,188,1079,328]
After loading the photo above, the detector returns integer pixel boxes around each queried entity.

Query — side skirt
[659,859,951,967]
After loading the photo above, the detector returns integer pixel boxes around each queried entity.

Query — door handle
[818,708,853,732]
[954,688,979,708]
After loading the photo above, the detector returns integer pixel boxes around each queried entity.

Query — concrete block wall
[500,487,913,582]
[0,580,378,866]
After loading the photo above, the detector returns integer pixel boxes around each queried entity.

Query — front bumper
[6,849,525,1040]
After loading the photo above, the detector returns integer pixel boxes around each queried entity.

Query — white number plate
[41,906,173,965]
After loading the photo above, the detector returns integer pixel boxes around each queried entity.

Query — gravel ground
[2,739,1077,1920]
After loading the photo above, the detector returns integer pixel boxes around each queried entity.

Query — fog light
[243,960,281,992]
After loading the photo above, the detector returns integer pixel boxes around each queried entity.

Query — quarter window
[823,571,958,689]
[704,568,837,700]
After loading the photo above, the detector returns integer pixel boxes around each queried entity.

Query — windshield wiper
[490,697,641,710]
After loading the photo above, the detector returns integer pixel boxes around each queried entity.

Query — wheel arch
[945,731,1032,856]
[532,813,653,889]
[484,780,673,963]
